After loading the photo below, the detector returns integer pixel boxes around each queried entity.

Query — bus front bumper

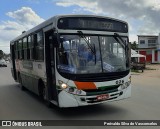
[57,85,131,108]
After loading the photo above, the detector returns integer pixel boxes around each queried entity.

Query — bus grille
[84,84,120,96]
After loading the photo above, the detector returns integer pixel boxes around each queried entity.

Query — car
[0,59,7,67]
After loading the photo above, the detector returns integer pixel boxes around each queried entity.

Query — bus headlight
[76,90,82,94]
[61,83,68,89]
[121,81,131,90]
[68,88,82,95]
[69,87,75,92]
[121,84,126,89]
[58,80,68,89]
[58,80,85,95]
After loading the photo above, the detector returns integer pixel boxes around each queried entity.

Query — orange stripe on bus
[74,81,97,90]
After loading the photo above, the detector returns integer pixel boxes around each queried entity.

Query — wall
[138,36,158,49]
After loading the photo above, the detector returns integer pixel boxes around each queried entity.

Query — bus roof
[10,14,128,43]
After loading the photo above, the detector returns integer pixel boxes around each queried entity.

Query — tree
[0,50,4,59]
[131,41,138,50]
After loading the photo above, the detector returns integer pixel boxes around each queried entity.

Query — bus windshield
[57,34,128,74]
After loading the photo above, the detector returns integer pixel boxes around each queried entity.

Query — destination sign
[57,17,128,33]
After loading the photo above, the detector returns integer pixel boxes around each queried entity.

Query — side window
[14,41,18,59]
[140,40,145,44]
[112,43,125,58]
[35,31,44,61]
[28,35,34,60]
[23,37,28,60]
[18,40,23,59]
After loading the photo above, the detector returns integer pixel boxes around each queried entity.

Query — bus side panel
[20,72,45,96]
[20,73,37,93]
[19,61,45,95]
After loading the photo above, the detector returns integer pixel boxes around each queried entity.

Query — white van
[0,59,7,67]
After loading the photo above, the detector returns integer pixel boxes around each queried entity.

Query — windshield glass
[57,35,128,74]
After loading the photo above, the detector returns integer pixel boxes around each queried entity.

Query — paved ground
[0,64,160,129]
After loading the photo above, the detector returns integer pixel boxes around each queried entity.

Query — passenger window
[15,41,19,59]
[18,40,23,59]
[23,37,28,60]
[28,35,34,60]
[35,31,44,61]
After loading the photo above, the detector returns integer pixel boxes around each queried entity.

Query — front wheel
[39,82,46,100]
[39,82,52,108]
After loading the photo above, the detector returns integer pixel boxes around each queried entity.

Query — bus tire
[38,81,52,108]
[18,73,25,91]
[39,80,46,100]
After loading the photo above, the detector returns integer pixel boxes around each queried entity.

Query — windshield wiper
[77,31,96,55]
[114,33,126,48]
[77,31,96,64]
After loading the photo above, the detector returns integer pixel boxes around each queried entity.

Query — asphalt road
[0,64,160,129]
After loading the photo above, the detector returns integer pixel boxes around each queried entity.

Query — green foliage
[0,50,4,59]
[131,41,138,50]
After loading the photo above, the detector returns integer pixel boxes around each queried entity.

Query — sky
[1,0,160,54]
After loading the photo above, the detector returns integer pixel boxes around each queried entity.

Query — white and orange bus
[10,15,131,108]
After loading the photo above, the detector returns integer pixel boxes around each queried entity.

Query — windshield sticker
[58,65,76,73]
[103,62,115,72]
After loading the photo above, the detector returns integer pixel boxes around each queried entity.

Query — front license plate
[97,94,109,101]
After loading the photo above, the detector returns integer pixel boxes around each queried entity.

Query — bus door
[45,30,58,105]
[10,44,17,81]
